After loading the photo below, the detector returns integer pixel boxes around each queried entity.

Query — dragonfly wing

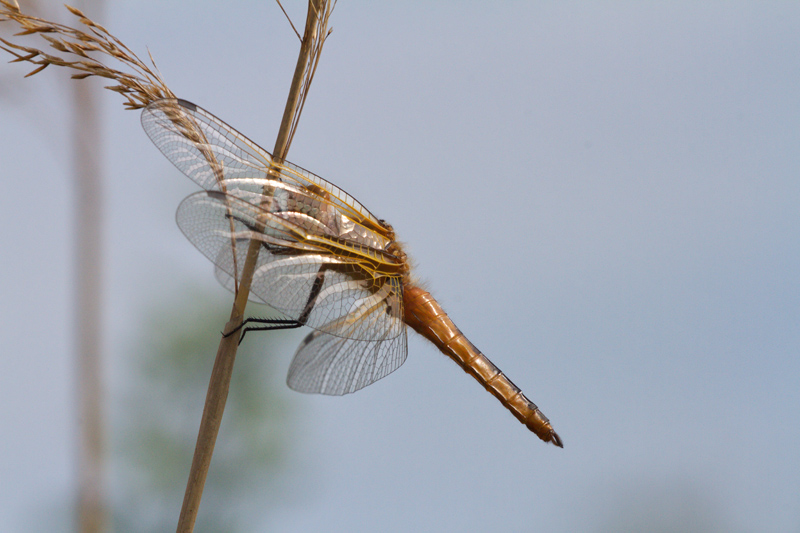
[142,99,388,235]
[287,328,408,395]
[273,158,385,230]
[176,190,404,341]
[142,99,276,191]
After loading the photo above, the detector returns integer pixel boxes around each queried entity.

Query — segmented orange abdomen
[403,284,562,447]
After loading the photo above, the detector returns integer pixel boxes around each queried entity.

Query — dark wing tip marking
[205,190,226,200]
[176,98,197,111]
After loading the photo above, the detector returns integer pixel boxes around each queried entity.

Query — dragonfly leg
[223,317,303,345]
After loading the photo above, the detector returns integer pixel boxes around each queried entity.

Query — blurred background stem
[71,0,107,531]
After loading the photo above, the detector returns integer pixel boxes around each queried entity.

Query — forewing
[287,328,408,395]
[142,99,275,191]
[176,190,404,341]
[142,99,388,236]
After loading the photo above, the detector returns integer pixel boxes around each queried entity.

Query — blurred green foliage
[111,286,298,532]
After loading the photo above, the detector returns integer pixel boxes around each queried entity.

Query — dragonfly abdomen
[403,284,562,447]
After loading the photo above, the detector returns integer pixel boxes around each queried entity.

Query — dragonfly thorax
[386,239,411,283]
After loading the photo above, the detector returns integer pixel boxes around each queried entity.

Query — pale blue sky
[1,2,799,531]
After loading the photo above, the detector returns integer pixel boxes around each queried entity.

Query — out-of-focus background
[1,1,799,531]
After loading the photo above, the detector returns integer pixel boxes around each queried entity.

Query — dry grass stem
[283,0,335,154]
[0,0,173,109]
[175,1,335,531]
[0,1,242,225]
[276,0,301,41]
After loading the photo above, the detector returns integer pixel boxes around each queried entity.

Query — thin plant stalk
[176,1,330,531]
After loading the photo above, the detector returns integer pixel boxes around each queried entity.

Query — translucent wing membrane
[218,177,391,250]
[142,99,271,191]
[287,328,408,395]
[142,99,387,232]
[176,190,405,342]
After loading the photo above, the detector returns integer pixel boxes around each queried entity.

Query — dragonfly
[141,98,562,447]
